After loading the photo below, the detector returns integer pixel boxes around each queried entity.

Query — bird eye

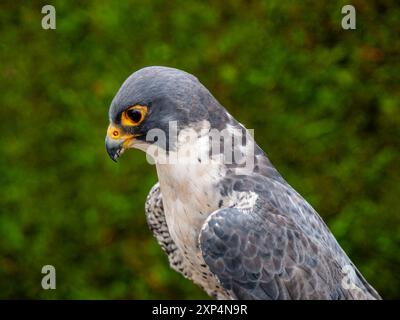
[126,109,142,123]
[121,105,147,126]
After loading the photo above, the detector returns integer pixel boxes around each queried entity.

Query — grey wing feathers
[200,202,380,300]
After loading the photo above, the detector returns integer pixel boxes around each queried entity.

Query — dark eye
[121,105,148,126]
[126,109,142,123]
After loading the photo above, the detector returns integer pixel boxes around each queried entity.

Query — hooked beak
[105,136,124,162]
[105,124,133,162]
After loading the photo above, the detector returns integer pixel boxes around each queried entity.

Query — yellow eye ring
[121,105,148,127]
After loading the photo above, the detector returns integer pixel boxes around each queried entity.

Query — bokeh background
[0,0,399,299]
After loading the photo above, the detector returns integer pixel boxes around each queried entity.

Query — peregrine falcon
[105,66,381,300]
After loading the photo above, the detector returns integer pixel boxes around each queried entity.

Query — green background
[0,0,399,299]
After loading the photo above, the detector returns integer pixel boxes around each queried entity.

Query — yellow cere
[107,124,122,140]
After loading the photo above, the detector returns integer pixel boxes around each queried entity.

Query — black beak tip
[105,136,125,162]
[106,145,121,163]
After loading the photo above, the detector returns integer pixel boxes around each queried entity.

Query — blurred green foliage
[0,0,399,299]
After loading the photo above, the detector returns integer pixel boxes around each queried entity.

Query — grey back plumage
[200,172,381,300]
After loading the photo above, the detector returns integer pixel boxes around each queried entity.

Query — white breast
[156,160,223,251]
[146,122,255,298]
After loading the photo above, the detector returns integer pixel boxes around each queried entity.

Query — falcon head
[105,66,229,161]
